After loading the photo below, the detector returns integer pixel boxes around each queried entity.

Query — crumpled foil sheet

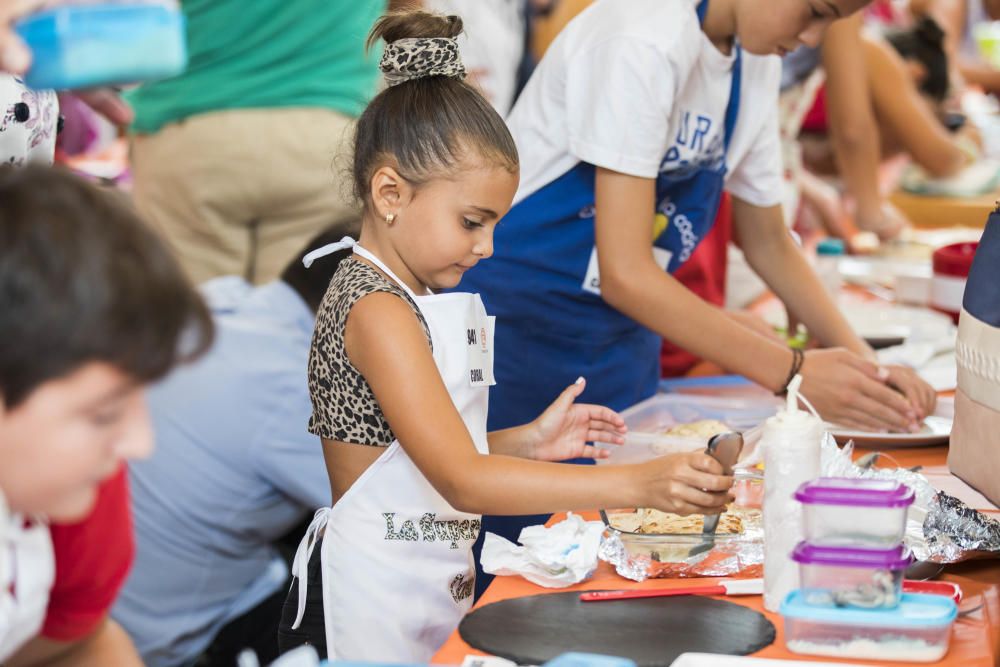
[923,491,1000,562]
[600,433,999,580]
[599,531,651,582]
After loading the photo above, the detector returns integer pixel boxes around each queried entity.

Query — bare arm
[594,169,794,393]
[864,35,968,178]
[822,14,889,234]
[593,168,919,431]
[7,619,143,667]
[730,198,866,355]
[345,292,732,517]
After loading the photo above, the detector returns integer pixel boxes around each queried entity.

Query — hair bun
[369,11,466,87]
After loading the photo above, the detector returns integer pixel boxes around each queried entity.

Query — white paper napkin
[480,513,604,588]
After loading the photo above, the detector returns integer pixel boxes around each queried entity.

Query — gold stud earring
[385,212,396,226]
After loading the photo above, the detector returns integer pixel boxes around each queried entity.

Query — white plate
[829,415,952,449]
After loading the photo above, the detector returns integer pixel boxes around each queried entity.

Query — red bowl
[932,242,979,278]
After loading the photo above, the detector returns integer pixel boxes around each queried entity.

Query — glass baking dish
[601,469,764,578]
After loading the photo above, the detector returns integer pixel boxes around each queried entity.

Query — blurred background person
[127,1,399,285]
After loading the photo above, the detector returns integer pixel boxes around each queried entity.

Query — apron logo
[449,572,474,603]
[383,512,419,542]
[656,198,699,263]
[480,327,487,352]
[384,512,481,549]
[467,328,477,346]
[470,369,484,384]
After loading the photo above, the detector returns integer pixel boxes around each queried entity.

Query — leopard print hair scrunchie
[379,37,466,87]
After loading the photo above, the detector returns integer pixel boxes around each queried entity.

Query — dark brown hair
[885,16,949,102]
[0,165,214,408]
[353,10,519,206]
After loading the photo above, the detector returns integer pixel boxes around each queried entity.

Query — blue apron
[462,1,742,594]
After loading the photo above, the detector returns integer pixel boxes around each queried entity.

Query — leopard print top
[308,257,431,446]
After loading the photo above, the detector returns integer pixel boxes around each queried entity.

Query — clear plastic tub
[791,542,913,609]
[596,393,780,465]
[780,591,957,663]
[795,477,915,547]
[15,2,186,91]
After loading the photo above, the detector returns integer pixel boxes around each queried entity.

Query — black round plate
[458,591,776,667]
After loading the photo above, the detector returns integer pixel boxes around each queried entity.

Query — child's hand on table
[528,377,627,462]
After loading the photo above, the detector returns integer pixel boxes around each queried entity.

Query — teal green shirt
[128,0,386,133]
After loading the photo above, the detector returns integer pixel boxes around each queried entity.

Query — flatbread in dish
[638,507,743,534]
[661,419,730,439]
[606,507,743,535]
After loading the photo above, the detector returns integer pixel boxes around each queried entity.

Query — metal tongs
[686,431,744,559]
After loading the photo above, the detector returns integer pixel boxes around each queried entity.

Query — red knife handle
[579,586,727,602]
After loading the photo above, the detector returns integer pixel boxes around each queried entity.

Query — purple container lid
[794,477,915,508]
[792,541,914,569]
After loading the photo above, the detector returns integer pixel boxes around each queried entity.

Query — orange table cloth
[433,446,1000,666]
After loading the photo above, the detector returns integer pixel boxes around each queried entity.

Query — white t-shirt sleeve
[565,37,678,178]
[724,81,784,208]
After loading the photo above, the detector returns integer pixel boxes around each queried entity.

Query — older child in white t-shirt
[462,0,936,433]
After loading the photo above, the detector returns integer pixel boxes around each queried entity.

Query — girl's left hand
[529,378,627,461]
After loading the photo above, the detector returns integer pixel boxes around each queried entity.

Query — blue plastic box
[15,2,186,91]
[780,591,957,662]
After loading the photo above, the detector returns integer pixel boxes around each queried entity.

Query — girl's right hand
[637,451,734,516]
[800,348,920,433]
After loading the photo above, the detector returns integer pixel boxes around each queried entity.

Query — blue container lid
[781,591,957,628]
[795,477,915,508]
[791,541,913,570]
[817,238,847,256]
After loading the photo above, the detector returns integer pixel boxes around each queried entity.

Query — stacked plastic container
[778,477,958,662]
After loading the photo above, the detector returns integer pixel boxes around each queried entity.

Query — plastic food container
[780,591,957,662]
[792,542,913,609]
[15,2,186,91]
[596,393,780,465]
[795,478,915,547]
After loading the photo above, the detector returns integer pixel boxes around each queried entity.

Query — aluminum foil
[599,527,764,582]
[599,530,651,582]
[922,491,1000,562]
[821,434,1000,563]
